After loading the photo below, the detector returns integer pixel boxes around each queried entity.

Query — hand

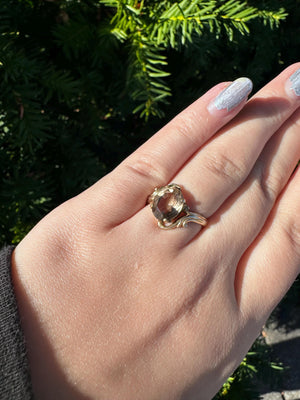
[12,64,300,399]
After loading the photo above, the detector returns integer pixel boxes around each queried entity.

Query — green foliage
[1,0,299,396]
[0,0,298,247]
[1,0,297,247]
[215,338,284,399]
[97,0,287,117]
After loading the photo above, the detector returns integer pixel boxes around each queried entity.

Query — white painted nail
[289,68,300,96]
[208,77,253,113]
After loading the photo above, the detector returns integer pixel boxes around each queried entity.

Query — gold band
[148,184,208,230]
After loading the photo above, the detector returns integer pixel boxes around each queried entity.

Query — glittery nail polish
[289,68,300,96]
[208,77,253,113]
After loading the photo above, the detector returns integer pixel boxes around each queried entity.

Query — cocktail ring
[148,184,208,230]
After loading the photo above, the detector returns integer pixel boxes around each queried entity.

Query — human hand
[12,64,300,399]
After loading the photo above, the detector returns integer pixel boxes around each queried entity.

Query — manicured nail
[208,77,253,113]
[289,68,300,96]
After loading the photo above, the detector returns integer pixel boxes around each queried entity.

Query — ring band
[148,184,208,230]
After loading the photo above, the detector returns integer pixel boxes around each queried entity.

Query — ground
[260,297,300,400]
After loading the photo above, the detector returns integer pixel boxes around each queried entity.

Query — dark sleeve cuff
[0,246,34,399]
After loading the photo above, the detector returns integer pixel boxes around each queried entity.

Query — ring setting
[148,184,207,230]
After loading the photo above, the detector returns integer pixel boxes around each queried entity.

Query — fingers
[174,63,300,218]
[81,64,299,237]
[201,101,300,267]
[86,79,252,226]
[237,166,300,321]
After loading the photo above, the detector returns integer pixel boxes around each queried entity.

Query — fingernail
[208,77,253,113]
[289,68,300,96]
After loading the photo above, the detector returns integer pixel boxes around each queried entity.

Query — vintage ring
[148,184,208,230]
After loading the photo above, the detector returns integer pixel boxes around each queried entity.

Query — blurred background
[0,0,299,398]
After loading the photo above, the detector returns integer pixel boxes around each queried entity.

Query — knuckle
[203,152,247,185]
[123,154,166,186]
[255,165,284,204]
[43,205,84,262]
[172,112,206,147]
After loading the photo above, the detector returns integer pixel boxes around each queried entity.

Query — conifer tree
[1,1,299,397]
[1,0,296,245]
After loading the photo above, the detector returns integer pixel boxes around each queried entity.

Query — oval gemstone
[152,186,185,222]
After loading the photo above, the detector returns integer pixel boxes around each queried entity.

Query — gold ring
[148,184,208,230]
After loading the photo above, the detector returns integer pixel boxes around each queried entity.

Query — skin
[12,63,300,399]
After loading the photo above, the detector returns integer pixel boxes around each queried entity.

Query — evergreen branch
[1,93,53,152]
[42,68,79,106]
[16,106,53,150]
[258,8,288,29]
[150,0,286,47]
[127,33,171,119]
[53,18,95,59]
[100,0,143,33]
[0,43,41,84]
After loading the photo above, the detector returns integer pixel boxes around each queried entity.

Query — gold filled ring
[148,184,207,230]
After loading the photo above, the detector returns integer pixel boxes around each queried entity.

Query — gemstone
[151,185,186,223]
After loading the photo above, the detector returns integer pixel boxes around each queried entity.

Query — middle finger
[175,64,300,219]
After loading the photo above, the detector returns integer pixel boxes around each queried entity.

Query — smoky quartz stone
[149,184,187,224]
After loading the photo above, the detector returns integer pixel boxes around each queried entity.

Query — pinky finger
[237,165,300,321]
